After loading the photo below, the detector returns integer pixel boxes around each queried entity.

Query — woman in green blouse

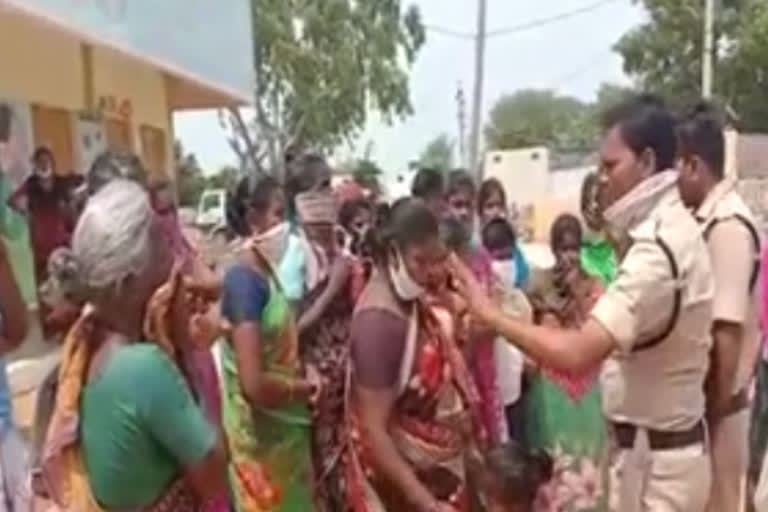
[579,172,616,285]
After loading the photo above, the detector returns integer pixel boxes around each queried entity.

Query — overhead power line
[549,49,613,90]
[426,0,621,40]
[487,0,621,38]
[424,24,474,40]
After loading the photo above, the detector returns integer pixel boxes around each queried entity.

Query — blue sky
[174,0,646,175]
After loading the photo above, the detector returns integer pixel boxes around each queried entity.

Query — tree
[206,166,240,192]
[352,159,383,196]
[220,0,426,176]
[174,140,206,207]
[593,83,636,116]
[484,90,595,152]
[614,0,768,131]
[418,134,455,171]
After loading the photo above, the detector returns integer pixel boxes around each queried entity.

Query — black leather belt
[612,421,705,451]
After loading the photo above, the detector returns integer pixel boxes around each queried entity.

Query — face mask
[252,221,289,266]
[491,259,517,290]
[35,162,53,180]
[602,170,678,238]
[388,250,424,301]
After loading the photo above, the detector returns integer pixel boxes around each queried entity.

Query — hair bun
[43,247,85,304]
[692,101,714,115]
[225,177,250,237]
[637,93,666,109]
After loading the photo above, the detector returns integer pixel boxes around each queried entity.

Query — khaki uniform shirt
[593,187,715,430]
[696,180,761,394]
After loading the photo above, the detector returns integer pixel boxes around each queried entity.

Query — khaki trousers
[707,409,749,512]
[611,443,711,512]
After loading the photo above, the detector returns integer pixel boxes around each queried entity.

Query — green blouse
[581,237,617,285]
[81,344,215,509]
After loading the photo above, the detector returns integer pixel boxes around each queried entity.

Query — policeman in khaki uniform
[677,104,761,512]
[449,94,714,511]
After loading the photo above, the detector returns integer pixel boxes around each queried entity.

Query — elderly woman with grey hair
[37,180,228,511]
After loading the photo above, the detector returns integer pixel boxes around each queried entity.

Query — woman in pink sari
[437,215,503,445]
[148,178,222,422]
[148,178,228,512]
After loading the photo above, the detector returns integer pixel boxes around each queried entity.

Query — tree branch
[227,107,262,174]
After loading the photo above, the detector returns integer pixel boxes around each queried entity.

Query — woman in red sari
[284,155,367,511]
[346,198,483,512]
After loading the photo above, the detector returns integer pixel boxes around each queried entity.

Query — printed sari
[298,260,366,512]
[345,301,483,512]
[220,261,313,512]
[526,280,609,512]
[156,209,223,431]
[465,248,504,445]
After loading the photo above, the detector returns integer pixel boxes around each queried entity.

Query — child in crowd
[480,442,553,512]
[482,218,531,443]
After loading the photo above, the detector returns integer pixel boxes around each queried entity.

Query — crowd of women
[0,92,763,511]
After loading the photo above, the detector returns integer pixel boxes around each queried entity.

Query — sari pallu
[298,260,366,512]
[465,249,504,445]
[39,303,202,512]
[345,302,484,512]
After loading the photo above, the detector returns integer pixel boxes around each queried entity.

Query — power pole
[469,0,487,178]
[456,83,467,168]
[702,0,715,98]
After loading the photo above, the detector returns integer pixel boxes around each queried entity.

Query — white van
[196,188,226,228]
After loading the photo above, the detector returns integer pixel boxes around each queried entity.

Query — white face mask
[602,169,678,238]
[491,259,517,290]
[252,221,289,266]
[388,250,424,301]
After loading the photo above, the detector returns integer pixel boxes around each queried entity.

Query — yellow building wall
[91,47,172,175]
[531,198,577,242]
[0,13,172,177]
[0,13,84,110]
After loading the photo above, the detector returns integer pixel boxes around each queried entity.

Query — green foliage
[249,0,426,153]
[175,141,206,207]
[206,166,240,192]
[352,159,383,194]
[174,141,241,207]
[484,89,596,152]
[594,83,636,116]
[418,134,455,171]
[614,0,768,130]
